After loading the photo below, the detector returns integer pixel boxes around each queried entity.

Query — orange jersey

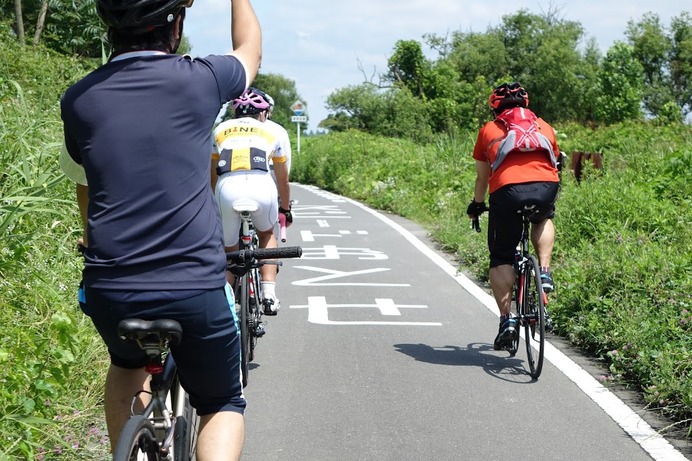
[473,116,560,193]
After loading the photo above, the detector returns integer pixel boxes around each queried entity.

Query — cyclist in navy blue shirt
[59,0,261,458]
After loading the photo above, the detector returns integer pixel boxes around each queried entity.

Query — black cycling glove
[466,200,488,217]
[279,206,293,224]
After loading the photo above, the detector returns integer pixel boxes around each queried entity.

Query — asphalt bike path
[241,183,688,461]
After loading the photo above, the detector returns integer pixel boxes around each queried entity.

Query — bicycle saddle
[517,204,539,217]
[232,198,259,213]
[117,319,183,356]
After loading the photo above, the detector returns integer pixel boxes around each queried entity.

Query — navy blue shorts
[79,285,245,416]
[488,181,559,268]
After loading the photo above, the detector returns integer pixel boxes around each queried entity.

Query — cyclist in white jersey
[211,88,292,315]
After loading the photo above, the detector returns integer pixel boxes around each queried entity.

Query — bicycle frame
[133,354,178,455]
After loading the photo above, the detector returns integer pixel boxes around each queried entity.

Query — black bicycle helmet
[97,0,193,32]
[488,82,529,112]
[233,88,271,116]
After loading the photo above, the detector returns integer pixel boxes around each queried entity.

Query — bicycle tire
[112,415,161,461]
[172,380,199,461]
[238,274,251,387]
[248,267,262,363]
[521,255,546,379]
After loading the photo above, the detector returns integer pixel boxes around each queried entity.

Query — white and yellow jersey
[265,119,292,174]
[212,117,285,174]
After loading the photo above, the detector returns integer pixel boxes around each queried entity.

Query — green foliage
[386,39,430,97]
[595,42,644,122]
[293,122,692,434]
[626,12,671,86]
[1,30,109,460]
[3,0,106,57]
[323,84,434,142]
[670,12,692,116]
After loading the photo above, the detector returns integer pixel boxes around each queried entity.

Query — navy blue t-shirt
[61,53,246,298]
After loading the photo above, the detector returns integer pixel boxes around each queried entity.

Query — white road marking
[291,296,442,326]
[299,246,389,260]
[292,266,410,287]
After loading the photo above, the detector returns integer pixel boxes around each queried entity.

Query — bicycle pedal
[255,324,266,337]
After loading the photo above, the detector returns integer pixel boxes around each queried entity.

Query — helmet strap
[169,10,185,53]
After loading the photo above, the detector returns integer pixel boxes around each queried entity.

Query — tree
[595,42,644,123]
[626,13,675,118]
[13,0,24,45]
[385,40,430,98]
[626,13,670,86]
[323,83,433,142]
[32,0,48,46]
[669,12,692,117]
[445,31,510,86]
[322,8,674,136]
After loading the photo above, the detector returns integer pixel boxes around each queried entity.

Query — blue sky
[185,1,689,131]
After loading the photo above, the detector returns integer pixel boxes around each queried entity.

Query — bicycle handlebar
[226,246,303,264]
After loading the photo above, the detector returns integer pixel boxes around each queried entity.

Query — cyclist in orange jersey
[466,82,560,350]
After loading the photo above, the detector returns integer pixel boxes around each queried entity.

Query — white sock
[262,281,276,300]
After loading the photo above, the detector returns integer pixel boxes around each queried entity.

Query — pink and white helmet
[233,87,270,116]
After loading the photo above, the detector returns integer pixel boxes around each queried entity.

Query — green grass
[1,27,109,460]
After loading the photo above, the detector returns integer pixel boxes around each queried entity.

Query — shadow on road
[393,342,536,383]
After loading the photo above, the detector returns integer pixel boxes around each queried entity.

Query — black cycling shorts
[487,181,559,268]
[79,285,246,416]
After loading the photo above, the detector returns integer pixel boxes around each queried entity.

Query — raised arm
[230,0,262,84]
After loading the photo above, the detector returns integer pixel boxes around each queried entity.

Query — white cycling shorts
[215,171,279,246]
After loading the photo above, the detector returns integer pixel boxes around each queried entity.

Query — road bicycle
[472,204,548,379]
[226,199,302,387]
[113,318,198,461]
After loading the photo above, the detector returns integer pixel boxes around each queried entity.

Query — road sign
[290,100,305,116]
[291,115,307,123]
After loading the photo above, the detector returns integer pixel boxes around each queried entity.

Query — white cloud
[184,1,690,131]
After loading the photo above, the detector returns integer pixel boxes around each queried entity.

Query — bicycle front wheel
[238,274,251,387]
[248,267,263,362]
[173,381,199,461]
[521,255,546,379]
[113,415,161,461]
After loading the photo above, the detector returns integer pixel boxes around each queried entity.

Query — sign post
[290,100,306,154]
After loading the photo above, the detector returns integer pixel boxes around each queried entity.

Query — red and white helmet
[488,82,529,112]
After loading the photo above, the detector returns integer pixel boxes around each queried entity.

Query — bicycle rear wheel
[521,255,546,379]
[113,415,161,461]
